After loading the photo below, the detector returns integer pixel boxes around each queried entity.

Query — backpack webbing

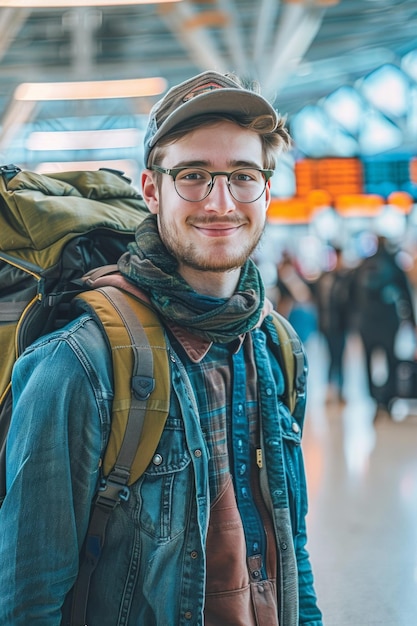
[78,286,170,483]
[70,286,169,626]
[270,310,307,415]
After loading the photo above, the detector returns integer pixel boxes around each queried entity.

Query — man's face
[143,120,271,275]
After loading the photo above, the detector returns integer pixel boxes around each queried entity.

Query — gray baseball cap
[143,70,279,166]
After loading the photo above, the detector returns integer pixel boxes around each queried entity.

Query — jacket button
[194,449,202,457]
[190,550,198,559]
[152,454,163,465]
[184,611,192,619]
[292,422,300,433]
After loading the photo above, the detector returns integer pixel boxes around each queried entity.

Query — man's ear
[142,169,160,214]
[265,179,272,209]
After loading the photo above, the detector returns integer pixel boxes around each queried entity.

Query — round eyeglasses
[151,165,274,203]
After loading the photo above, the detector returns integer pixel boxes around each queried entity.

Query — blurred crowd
[261,231,417,420]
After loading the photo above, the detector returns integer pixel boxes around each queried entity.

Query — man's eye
[179,170,206,181]
[232,171,256,182]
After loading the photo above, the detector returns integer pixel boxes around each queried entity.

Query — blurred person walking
[276,251,317,344]
[314,247,353,403]
[351,235,416,417]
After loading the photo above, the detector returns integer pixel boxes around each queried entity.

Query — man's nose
[203,175,236,212]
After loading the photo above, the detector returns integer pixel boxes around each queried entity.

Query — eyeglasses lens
[174,168,267,203]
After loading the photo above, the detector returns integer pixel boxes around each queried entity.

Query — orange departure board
[295,158,363,198]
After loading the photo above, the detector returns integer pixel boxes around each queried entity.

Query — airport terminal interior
[1,1,417,624]
[303,330,417,626]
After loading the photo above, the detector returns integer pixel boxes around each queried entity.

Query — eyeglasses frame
[150,164,274,203]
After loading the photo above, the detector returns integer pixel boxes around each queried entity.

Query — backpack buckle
[96,472,131,509]
[132,374,155,400]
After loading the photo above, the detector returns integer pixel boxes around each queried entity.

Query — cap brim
[149,88,278,149]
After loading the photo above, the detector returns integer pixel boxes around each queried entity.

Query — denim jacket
[0,312,322,626]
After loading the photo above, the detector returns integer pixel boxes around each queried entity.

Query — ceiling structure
[0,0,416,169]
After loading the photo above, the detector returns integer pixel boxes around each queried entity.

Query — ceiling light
[0,0,180,6]
[27,128,142,150]
[14,77,167,101]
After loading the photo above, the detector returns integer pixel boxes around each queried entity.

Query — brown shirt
[204,467,278,626]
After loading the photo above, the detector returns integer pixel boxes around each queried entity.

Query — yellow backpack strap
[270,310,307,415]
[76,285,170,486]
[71,285,169,625]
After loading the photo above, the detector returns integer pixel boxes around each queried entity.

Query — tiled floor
[303,332,417,626]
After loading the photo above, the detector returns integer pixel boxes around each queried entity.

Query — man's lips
[190,221,245,236]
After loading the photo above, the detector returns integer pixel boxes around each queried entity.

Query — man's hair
[147,111,291,171]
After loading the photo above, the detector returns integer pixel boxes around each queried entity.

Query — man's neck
[178,265,241,299]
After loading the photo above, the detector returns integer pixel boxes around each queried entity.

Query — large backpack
[0,164,155,503]
[0,163,307,625]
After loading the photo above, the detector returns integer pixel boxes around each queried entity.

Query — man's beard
[157,211,265,273]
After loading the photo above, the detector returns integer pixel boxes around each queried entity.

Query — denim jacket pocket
[136,417,192,543]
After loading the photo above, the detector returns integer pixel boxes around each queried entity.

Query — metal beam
[261,2,325,100]
[215,0,248,76]
[158,1,228,74]
[253,0,280,74]
[0,7,30,62]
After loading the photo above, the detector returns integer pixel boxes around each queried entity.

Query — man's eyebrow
[170,159,264,169]
[228,159,264,169]
[170,160,209,168]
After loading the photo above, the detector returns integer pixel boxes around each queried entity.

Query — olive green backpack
[0,164,164,504]
[0,163,306,626]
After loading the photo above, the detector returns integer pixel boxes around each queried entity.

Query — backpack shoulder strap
[70,285,169,626]
[75,285,170,485]
[269,310,307,417]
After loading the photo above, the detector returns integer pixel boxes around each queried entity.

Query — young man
[0,71,322,625]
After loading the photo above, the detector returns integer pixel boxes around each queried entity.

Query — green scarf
[118,215,265,344]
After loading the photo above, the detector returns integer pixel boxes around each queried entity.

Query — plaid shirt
[168,329,260,503]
